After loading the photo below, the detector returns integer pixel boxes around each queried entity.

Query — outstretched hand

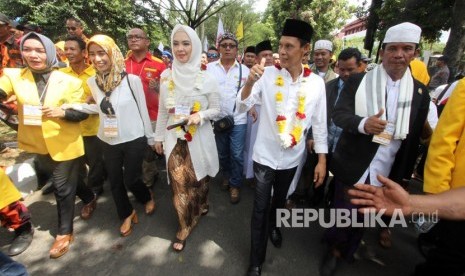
[348,175,412,216]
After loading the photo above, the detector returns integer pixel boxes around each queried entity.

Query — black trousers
[250,162,297,266]
[101,136,151,220]
[35,154,94,235]
[414,220,465,276]
[82,135,105,191]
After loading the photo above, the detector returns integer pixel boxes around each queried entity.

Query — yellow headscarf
[87,34,125,93]
[55,41,65,51]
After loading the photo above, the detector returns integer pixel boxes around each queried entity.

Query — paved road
[1,163,425,276]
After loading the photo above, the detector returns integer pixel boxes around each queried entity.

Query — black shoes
[269,227,282,248]
[8,227,34,256]
[246,265,261,276]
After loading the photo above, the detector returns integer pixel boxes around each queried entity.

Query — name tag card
[103,116,118,137]
[23,105,42,126]
[372,122,395,146]
[174,105,190,122]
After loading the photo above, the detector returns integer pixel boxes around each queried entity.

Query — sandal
[379,229,392,248]
[172,238,186,252]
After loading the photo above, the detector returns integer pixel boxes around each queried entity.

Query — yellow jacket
[410,59,430,87]
[0,169,22,210]
[424,78,465,193]
[59,66,99,136]
[0,68,85,161]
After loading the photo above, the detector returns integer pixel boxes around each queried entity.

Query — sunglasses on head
[66,26,77,31]
[207,53,219,58]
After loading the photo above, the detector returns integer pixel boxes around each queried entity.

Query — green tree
[202,0,274,51]
[0,0,156,51]
[376,0,454,42]
[301,0,354,42]
[141,0,228,31]
[443,0,465,73]
[364,0,464,73]
[264,0,354,50]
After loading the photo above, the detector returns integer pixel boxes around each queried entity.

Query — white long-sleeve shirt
[237,66,328,170]
[207,60,249,125]
[154,69,221,181]
[84,74,155,146]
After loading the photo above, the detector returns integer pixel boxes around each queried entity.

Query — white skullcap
[384,22,421,44]
[314,40,333,52]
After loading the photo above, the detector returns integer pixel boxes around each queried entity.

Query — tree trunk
[443,0,465,76]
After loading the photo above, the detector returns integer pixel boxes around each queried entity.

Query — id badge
[174,105,190,122]
[103,116,118,137]
[372,122,395,145]
[23,104,42,126]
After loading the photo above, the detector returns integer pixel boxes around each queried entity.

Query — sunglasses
[66,26,77,31]
[207,53,219,58]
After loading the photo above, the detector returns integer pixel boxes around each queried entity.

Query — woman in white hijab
[154,24,220,252]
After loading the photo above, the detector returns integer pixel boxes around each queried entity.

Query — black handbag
[214,63,242,132]
[214,115,235,132]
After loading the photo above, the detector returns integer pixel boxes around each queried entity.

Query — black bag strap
[232,63,242,113]
[126,75,145,129]
[436,82,453,105]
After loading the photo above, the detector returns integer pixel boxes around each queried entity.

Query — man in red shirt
[125,28,166,188]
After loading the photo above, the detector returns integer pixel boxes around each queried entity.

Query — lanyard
[38,80,50,105]
[130,59,147,77]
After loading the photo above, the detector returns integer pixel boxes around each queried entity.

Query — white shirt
[207,60,249,125]
[357,77,402,186]
[427,101,438,130]
[154,69,220,181]
[83,74,155,146]
[237,66,328,170]
[432,80,458,104]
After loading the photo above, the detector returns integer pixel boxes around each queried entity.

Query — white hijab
[170,24,202,96]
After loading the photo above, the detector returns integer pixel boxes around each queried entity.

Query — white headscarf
[170,24,202,96]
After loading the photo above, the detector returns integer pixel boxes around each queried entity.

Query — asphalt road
[1,162,425,276]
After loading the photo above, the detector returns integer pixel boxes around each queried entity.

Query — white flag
[158,42,164,52]
[216,18,224,47]
[203,37,208,52]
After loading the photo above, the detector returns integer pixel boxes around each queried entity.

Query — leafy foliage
[376,0,455,43]
[201,0,274,50]
[0,0,153,49]
[141,0,228,32]
[264,0,354,50]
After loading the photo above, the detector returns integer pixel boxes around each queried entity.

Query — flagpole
[241,15,245,55]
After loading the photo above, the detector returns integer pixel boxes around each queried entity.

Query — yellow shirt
[410,59,430,87]
[0,169,22,210]
[60,66,99,136]
[424,79,465,193]
[0,68,85,161]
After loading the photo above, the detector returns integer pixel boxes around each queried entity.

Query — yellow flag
[236,21,244,41]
